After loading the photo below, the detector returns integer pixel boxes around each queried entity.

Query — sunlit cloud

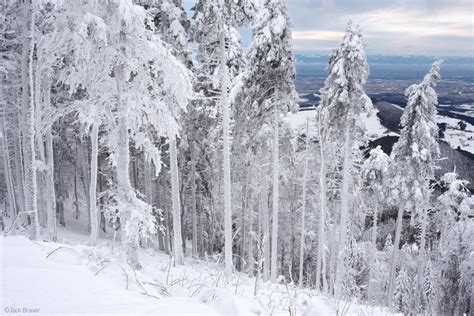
[287,0,473,55]
[359,7,473,38]
[293,30,344,41]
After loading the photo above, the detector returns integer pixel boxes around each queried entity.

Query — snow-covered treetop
[136,0,192,66]
[438,171,470,210]
[319,20,371,139]
[361,146,391,213]
[227,0,256,27]
[362,146,390,189]
[391,60,442,171]
[244,0,298,114]
[389,60,442,213]
[40,0,192,171]
[193,0,245,79]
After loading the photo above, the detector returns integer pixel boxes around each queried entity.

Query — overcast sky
[183,0,473,56]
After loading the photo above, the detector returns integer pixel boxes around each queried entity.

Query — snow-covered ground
[439,104,474,118]
[361,107,398,140]
[284,106,396,140]
[1,235,397,316]
[285,104,474,154]
[284,110,318,135]
[437,115,474,153]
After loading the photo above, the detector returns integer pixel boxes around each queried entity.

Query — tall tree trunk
[219,16,233,277]
[13,126,25,216]
[190,141,198,258]
[98,155,106,233]
[43,75,56,241]
[144,157,156,248]
[79,142,91,231]
[270,107,280,283]
[328,221,337,294]
[2,117,17,218]
[45,126,56,241]
[316,112,327,292]
[56,163,65,227]
[156,167,166,251]
[387,206,404,307]
[198,199,204,257]
[170,135,184,265]
[298,118,309,287]
[35,68,47,228]
[114,64,139,269]
[334,120,353,298]
[89,123,99,243]
[415,205,428,309]
[247,200,254,276]
[144,159,153,206]
[368,206,378,302]
[21,0,39,239]
[261,180,270,281]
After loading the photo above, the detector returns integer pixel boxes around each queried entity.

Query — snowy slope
[284,110,317,135]
[362,107,398,140]
[284,106,395,140]
[0,236,219,316]
[437,115,474,154]
[0,236,397,316]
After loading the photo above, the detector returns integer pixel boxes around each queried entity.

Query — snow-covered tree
[191,0,251,273]
[361,146,390,301]
[239,0,298,282]
[318,21,371,297]
[0,0,23,221]
[20,0,40,239]
[393,267,414,314]
[41,0,191,267]
[298,118,310,287]
[434,171,473,314]
[237,0,297,282]
[387,60,442,306]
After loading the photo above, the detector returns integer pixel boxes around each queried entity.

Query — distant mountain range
[295,53,474,81]
[295,53,474,65]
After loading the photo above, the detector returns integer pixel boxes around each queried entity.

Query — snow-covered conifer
[41,0,191,267]
[318,21,371,298]
[393,267,414,314]
[434,171,473,314]
[387,60,442,306]
[241,0,298,282]
[20,0,40,239]
[361,146,390,301]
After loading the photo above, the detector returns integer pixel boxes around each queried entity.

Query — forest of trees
[0,0,472,314]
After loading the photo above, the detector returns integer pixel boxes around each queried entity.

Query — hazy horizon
[183,0,473,57]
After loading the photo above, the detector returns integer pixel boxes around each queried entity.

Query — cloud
[293,30,344,41]
[287,0,473,55]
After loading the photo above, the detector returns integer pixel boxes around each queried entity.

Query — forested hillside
[0,0,472,315]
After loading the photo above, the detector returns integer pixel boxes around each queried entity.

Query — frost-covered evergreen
[393,267,414,314]
[1,1,471,313]
[387,60,442,306]
[191,0,249,274]
[40,0,191,268]
[361,146,390,301]
[240,0,298,282]
[318,20,371,297]
[434,171,473,314]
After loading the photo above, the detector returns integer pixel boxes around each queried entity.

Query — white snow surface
[1,236,218,316]
[1,235,398,315]
[437,114,474,153]
[361,107,397,140]
[284,106,395,140]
